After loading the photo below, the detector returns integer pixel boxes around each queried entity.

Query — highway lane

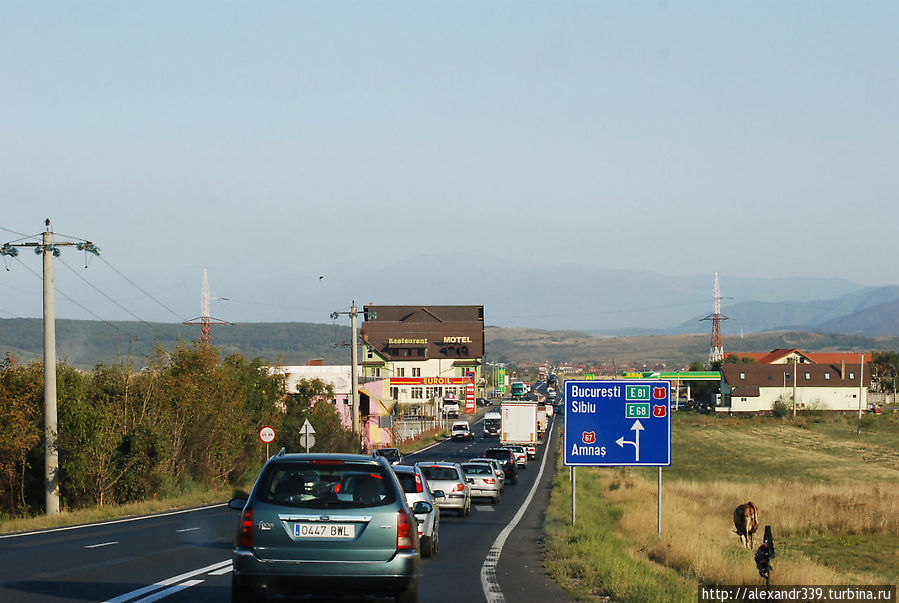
[0,504,236,602]
[0,405,571,602]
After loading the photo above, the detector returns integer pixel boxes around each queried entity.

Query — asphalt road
[0,402,571,603]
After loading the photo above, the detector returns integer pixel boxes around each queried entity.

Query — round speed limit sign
[258,426,276,444]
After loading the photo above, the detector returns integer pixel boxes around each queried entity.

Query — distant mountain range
[5,253,898,336]
[3,318,896,372]
[651,285,899,338]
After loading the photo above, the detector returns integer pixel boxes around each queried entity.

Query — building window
[740,372,745,380]
[417,348,425,356]
[396,367,405,377]
[412,367,421,377]
[390,387,399,399]
[411,388,423,399]
[849,372,855,379]
[805,373,811,380]
[825,373,831,380]
[366,348,373,360]
[374,368,380,377]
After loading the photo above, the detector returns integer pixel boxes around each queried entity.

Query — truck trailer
[500,402,538,445]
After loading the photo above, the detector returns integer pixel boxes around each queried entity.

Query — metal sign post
[571,466,576,525]
[658,467,662,537]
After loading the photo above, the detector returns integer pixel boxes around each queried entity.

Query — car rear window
[394,471,419,494]
[484,449,511,460]
[255,461,397,508]
[461,464,492,475]
[419,466,460,481]
[376,448,400,460]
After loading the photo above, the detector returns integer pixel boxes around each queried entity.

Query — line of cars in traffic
[227,429,543,602]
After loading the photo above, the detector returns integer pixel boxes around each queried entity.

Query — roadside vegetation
[544,410,899,601]
[0,344,357,526]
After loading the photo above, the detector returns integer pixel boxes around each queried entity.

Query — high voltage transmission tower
[700,272,729,365]
[183,267,230,345]
[0,219,100,515]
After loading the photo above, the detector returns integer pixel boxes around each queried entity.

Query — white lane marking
[132,579,204,603]
[0,503,227,540]
[84,541,118,549]
[175,527,199,533]
[207,564,233,576]
[103,559,230,603]
[480,417,556,603]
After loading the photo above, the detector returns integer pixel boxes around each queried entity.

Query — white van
[450,421,473,441]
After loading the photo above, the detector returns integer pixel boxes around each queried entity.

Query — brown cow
[733,502,759,549]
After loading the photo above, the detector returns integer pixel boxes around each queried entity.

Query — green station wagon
[229,451,429,602]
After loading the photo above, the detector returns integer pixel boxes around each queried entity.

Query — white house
[720,362,870,413]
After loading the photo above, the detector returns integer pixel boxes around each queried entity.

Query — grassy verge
[396,428,448,454]
[544,411,899,601]
[0,429,449,535]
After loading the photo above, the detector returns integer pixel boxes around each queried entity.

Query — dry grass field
[544,410,899,602]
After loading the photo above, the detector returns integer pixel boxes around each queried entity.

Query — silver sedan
[460,462,501,504]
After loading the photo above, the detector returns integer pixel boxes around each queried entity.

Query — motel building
[359,305,485,417]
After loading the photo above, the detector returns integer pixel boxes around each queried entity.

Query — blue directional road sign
[564,380,671,466]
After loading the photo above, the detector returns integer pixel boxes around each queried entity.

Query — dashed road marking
[480,417,555,603]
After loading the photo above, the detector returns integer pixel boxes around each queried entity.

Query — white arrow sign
[615,420,645,461]
[300,419,315,435]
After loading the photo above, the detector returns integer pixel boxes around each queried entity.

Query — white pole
[857,354,864,435]
[42,223,60,516]
[351,302,360,437]
[675,372,680,411]
[792,357,798,417]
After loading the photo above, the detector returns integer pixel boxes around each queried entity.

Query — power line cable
[97,256,187,322]
[57,256,154,326]
[0,226,38,242]
[12,256,142,341]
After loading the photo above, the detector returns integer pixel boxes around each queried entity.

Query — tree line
[0,342,358,517]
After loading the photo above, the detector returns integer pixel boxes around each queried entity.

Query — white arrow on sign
[615,420,645,461]
[300,419,316,452]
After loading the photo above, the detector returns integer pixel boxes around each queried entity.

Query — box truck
[500,403,538,445]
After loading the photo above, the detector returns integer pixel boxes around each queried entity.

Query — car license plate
[294,523,355,539]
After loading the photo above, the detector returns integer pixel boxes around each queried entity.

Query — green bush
[772,397,791,418]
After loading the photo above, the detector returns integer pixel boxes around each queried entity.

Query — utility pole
[1,220,100,515]
[792,357,798,417]
[331,302,360,436]
[857,354,865,435]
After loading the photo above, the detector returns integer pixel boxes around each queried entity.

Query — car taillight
[237,506,253,548]
[397,511,414,550]
[483,478,496,485]
[452,483,465,492]
[415,475,423,493]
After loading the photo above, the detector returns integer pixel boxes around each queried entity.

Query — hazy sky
[2,2,897,327]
